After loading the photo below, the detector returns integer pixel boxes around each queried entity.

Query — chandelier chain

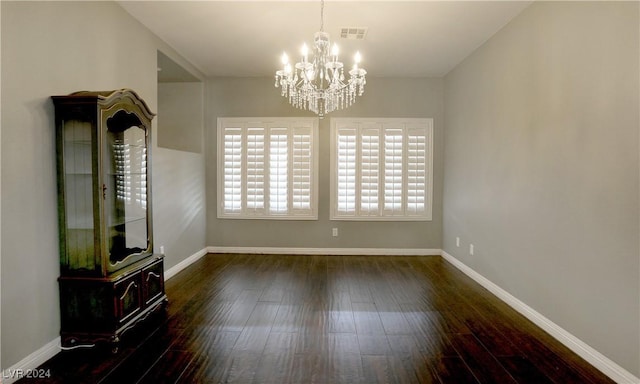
[320,0,324,32]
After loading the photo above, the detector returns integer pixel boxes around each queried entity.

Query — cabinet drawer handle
[146,272,161,282]
[119,281,138,300]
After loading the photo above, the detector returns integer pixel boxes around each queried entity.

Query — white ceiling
[118,1,532,79]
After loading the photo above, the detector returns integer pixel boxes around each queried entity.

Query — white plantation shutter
[337,126,357,214]
[360,127,379,214]
[218,118,318,219]
[223,127,242,213]
[246,127,265,212]
[383,127,404,215]
[269,129,288,213]
[293,125,313,211]
[331,118,433,221]
[407,125,427,215]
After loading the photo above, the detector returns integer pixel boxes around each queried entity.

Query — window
[218,118,318,219]
[331,118,433,221]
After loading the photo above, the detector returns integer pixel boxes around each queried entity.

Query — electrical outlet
[332,228,339,237]
[160,245,165,255]
[469,244,474,256]
[456,237,460,247]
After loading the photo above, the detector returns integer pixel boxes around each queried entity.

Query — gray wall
[443,1,639,376]
[158,82,204,154]
[206,77,443,249]
[0,1,206,368]
[155,82,207,270]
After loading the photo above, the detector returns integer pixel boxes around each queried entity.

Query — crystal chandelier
[275,0,367,117]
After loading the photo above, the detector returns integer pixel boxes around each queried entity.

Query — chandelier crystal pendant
[275,0,366,118]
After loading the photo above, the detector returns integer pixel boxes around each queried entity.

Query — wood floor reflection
[28,254,614,383]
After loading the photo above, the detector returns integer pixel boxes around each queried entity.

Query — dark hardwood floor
[23,254,614,383]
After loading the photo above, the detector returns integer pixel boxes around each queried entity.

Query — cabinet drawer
[142,259,164,306]
[114,272,142,325]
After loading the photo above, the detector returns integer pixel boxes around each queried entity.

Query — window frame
[330,117,434,221]
[217,117,319,220]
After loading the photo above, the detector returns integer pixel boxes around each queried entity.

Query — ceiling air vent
[340,27,368,40]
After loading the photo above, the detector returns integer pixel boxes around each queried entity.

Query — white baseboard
[1,337,60,384]
[207,246,441,256]
[164,247,208,281]
[441,251,639,384]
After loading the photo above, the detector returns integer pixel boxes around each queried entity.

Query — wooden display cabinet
[52,89,167,352]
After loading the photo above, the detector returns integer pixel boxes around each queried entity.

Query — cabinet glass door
[62,120,96,272]
[104,111,149,267]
